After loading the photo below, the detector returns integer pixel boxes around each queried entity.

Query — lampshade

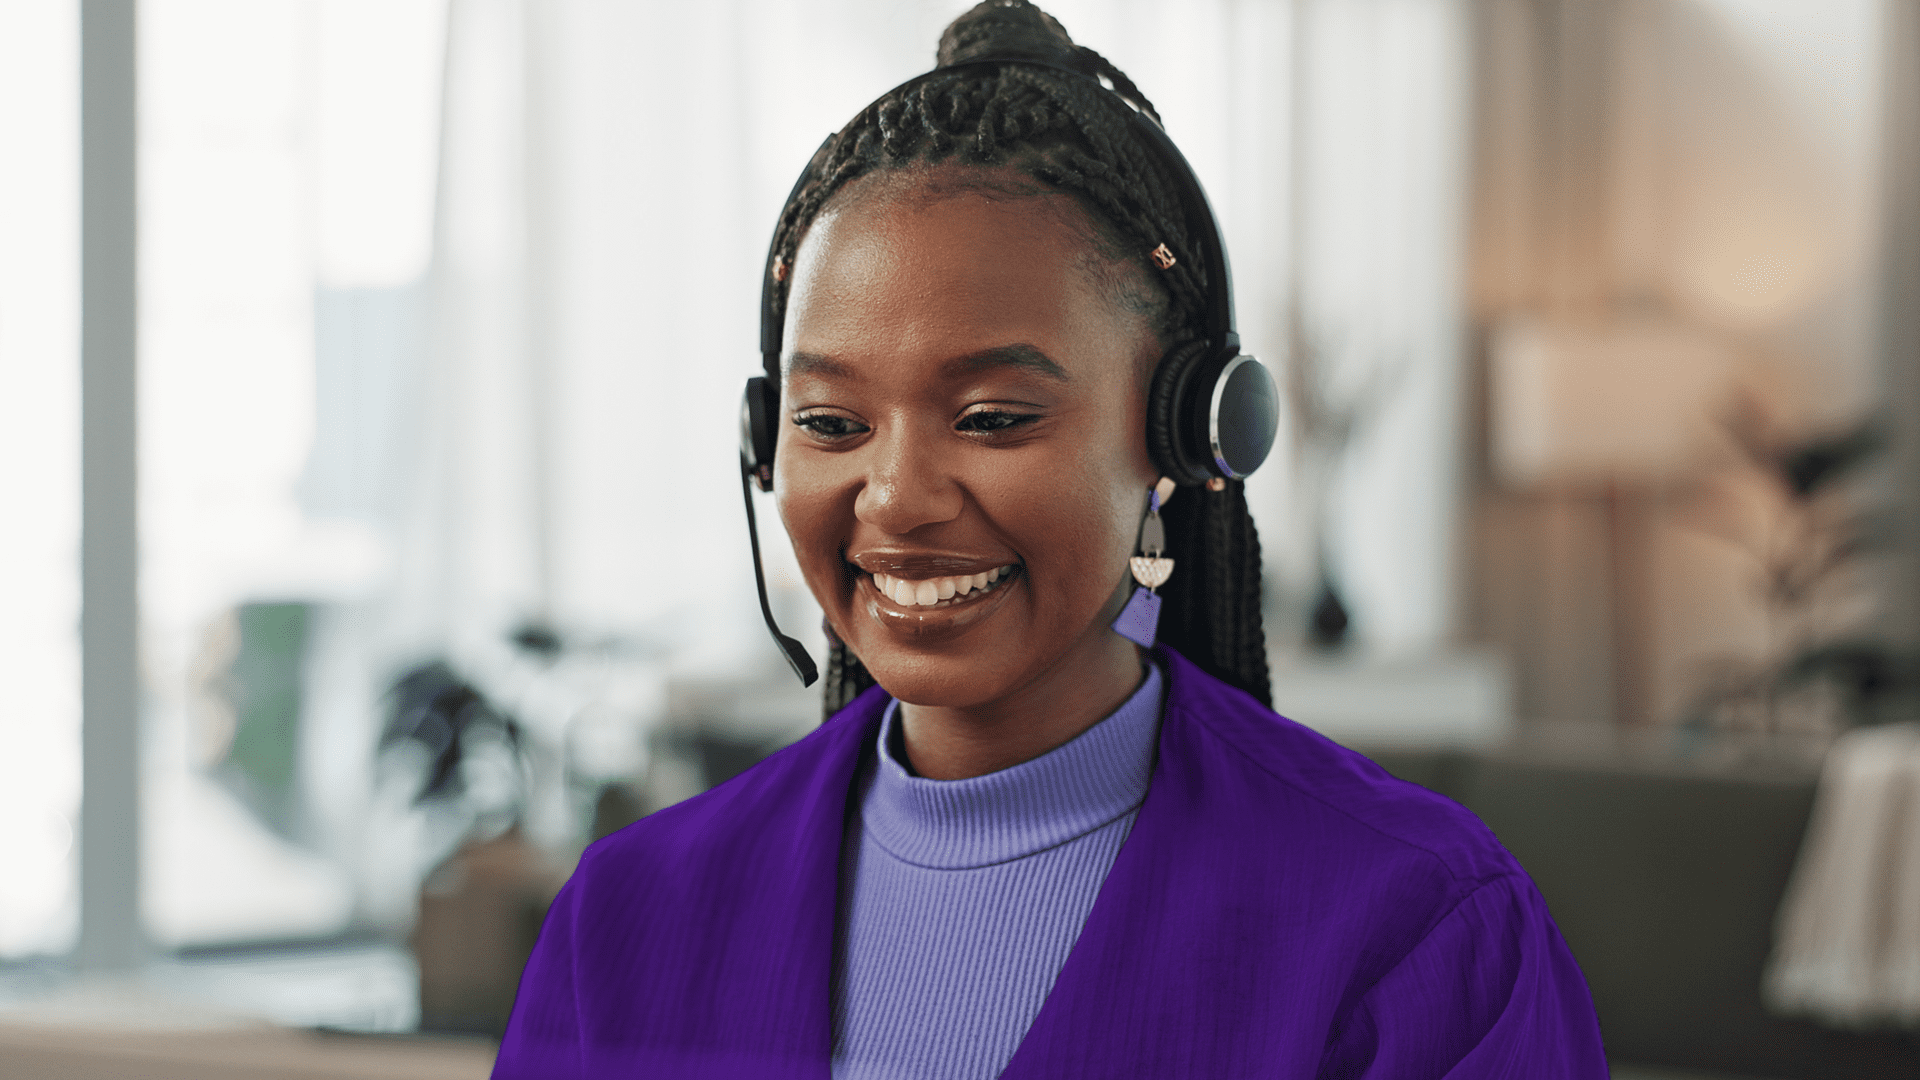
[1491,317,1739,486]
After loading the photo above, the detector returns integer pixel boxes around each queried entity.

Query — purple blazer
[495,646,1609,1078]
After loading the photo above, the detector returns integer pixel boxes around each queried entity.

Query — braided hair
[788,0,1271,716]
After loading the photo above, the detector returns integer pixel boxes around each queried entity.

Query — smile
[869,565,1017,609]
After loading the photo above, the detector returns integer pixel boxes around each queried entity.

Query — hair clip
[771,256,790,283]
[1150,243,1177,270]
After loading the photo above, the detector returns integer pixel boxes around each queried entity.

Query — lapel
[995,646,1327,1079]
[574,684,887,1080]
[728,686,888,1080]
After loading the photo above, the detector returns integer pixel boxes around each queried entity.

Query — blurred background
[3,0,1920,1076]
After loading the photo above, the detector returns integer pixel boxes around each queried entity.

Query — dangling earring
[1112,477,1177,648]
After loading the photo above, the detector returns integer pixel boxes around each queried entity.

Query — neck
[897,630,1146,780]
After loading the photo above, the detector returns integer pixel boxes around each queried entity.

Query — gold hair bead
[771,257,789,283]
[1150,243,1177,270]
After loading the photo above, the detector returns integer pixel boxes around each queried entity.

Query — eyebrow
[943,343,1070,382]
[786,343,1069,383]
[786,351,855,381]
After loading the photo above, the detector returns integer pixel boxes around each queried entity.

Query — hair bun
[937,0,1078,67]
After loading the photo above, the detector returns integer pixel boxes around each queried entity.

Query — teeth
[869,566,1017,607]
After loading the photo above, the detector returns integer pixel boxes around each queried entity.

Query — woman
[495,3,1607,1077]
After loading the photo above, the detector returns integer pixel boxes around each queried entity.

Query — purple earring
[1112,478,1177,648]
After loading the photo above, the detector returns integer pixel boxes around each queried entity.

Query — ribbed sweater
[828,663,1165,1080]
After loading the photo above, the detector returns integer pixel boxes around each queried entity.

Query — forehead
[783,171,1137,380]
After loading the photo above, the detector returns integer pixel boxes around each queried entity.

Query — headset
[739,54,1280,687]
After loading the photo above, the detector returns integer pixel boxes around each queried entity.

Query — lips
[845,553,1024,639]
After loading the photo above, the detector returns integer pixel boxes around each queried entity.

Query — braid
[822,642,876,721]
[1156,481,1272,709]
[797,0,1271,713]
[1070,46,1162,124]
[766,54,1209,355]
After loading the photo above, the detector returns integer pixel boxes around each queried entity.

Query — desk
[0,1024,493,1080]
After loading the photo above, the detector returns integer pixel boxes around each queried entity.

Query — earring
[1112,478,1177,648]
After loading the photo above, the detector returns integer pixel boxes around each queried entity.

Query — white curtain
[1291,0,1467,655]
[0,0,81,959]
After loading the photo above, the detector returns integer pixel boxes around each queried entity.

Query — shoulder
[504,687,884,1065]
[565,685,886,904]
[1155,646,1521,897]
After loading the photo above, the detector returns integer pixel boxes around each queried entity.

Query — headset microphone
[739,147,824,688]
[738,449,818,687]
[739,56,1279,686]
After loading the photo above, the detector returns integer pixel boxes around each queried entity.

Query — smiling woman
[492,3,1608,1078]
[780,177,1162,778]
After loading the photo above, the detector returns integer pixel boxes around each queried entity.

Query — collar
[859,662,1164,870]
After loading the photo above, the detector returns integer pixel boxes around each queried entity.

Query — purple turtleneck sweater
[829,663,1165,1080]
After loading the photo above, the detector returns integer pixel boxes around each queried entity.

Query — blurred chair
[1367,742,1920,1079]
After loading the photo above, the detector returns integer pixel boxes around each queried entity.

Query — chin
[856,648,1027,709]
[828,563,1034,704]
[845,619,1038,710]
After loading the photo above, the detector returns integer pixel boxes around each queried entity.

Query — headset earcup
[1146,339,1216,486]
[741,376,779,491]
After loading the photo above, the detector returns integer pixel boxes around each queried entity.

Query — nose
[854,419,964,536]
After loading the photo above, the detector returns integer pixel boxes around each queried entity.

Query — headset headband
[759,54,1239,377]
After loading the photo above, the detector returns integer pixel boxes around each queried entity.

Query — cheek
[996,413,1151,584]
[773,452,849,567]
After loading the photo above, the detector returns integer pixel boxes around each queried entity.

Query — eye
[792,411,869,441]
[955,409,1041,434]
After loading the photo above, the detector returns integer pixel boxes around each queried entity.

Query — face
[776,168,1163,708]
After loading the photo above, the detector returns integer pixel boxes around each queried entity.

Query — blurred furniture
[1610,1071,1773,1080]
[0,934,475,1076]
[0,1024,493,1080]
[1767,724,1920,1027]
[413,827,565,1037]
[1366,742,1920,1079]
[1271,649,1513,747]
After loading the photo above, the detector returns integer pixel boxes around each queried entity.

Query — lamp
[1492,317,1739,487]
